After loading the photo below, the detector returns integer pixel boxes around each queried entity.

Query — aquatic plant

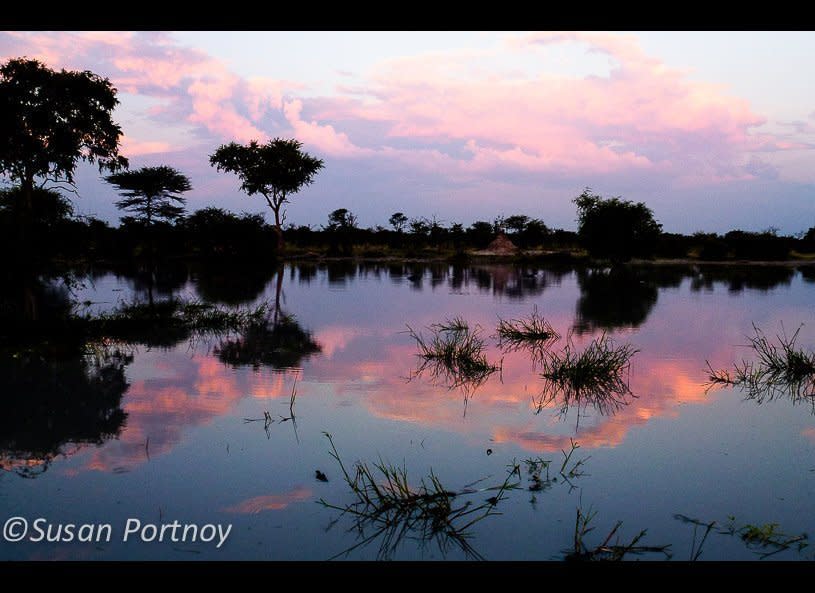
[706,324,815,405]
[536,333,637,421]
[406,317,499,394]
[318,432,520,560]
[523,440,589,494]
[495,306,560,364]
[675,514,809,560]
[566,506,672,561]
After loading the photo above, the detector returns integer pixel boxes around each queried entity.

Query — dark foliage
[574,188,662,261]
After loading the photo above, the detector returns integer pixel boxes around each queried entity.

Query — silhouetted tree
[574,188,662,261]
[326,208,358,255]
[209,138,324,249]
[105,165,191,226]
[326,208,358,230]
[467,221,494,248]
[503,214,529,236]
[389,212,408,233]
[0,58,127,240]
[183,207,274,258]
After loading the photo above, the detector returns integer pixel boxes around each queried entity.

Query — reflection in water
[689,265,795,293]
[574,267,659,333]
[215,315,321,371]
[318,433,518,560]
[407,318,500,402]
[707,325,815,412]
[0,347,131,477]
[4,259,814,560]
[192,261,276,305]
[495,307,560,367]
[535,334,638,427]
[111,259,189,307]
[223,486,313,514]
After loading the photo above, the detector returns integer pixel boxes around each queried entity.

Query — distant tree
[209,138,324,249]
[524,218,550,247]
[326,208,357,256]
[389,212,408,233]
[805,227,815,242]
[183,207,273,258]
[573,188,662,261]
[409,217,430,237]
[503,215,530,236]
[0,58,127,232]
[326,208,358,230]
[105,166,191,226]
[467,221,494,248]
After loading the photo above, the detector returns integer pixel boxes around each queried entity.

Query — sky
[1,30,814,234]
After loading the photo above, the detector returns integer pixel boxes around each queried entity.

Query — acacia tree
[389,212,408,233]
[105,165,191,226]
[209,138,324,249]
[0,58,128,229]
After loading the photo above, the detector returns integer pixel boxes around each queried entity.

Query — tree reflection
[574,267,659,333]
[192,260,276,305]
[0,346,130,477]
[689,265,795,293]
[214,268,321,370]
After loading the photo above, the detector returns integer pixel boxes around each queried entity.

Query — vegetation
[675,514,809,560]
[406,317,500,393]
[566,506,672,561]
[496,307,559,347]
[574,187,662,261]
[209,138,324,249]
[318,433,521,560]
[537,334,638,419]
[105,165,191,226]
[706,324,815,404]
[495,306,560,364]
[0,57,127,248]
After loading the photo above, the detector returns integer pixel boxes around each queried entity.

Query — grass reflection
[318,433,520,560]
[707,324,815,409]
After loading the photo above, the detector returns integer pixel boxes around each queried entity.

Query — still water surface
[2,262,815,560]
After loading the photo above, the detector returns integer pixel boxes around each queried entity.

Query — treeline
[2,185,814,264]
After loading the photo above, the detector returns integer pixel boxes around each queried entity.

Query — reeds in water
[406,317,499,393]
[318,432,520,560]
[706,324,815,405]
[536,333,638,419]
[495,306,560,364]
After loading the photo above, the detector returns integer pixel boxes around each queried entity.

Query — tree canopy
[105,165,191,226]
[209,138,324,249]
[389,212,408,232]
[0,58,128,204]
[574,188,662,261]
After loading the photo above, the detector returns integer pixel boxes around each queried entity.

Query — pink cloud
[283,99,371,158]
[1,30,810,199]
[119,135,175,157]
[0,32,283,148]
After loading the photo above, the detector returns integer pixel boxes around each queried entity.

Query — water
[2,262,815,560]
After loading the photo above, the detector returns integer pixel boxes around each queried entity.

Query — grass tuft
[536,333,638,420]
[318,432,520,560]
[495,306,560,364]
[706,323,815,405]
[406,317,499,394]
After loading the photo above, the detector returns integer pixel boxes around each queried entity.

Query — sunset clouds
[1,31,813,231]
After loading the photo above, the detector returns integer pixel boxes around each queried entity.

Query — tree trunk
[273,206,284,251]
[19,173,34,249]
